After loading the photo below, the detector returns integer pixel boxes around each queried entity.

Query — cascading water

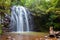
[9,5,34,32]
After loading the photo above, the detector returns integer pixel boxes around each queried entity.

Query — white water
[10,5,30,32]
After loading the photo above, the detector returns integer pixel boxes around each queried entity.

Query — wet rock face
[3,17,10,27]
[2,14,10,32]
[0,12,10,26]
[0,12,10,33]
[9,6,34,32]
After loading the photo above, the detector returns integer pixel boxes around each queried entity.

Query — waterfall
[9,5,33,32]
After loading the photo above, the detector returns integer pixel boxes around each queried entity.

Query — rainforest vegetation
[0,0,60,34]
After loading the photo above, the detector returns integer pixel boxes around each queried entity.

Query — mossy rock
[0,30,2,34]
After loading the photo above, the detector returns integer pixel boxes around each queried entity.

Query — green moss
[0,30,2,34]
[0,24,2,34]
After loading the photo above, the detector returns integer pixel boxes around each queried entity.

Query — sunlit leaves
[25,0,34,7]
[0,0,59,13]
[55,0,60,8]
[0,0,3,6]
[0,0,11,7]
[0,0,60,32]
[0,0,11,14]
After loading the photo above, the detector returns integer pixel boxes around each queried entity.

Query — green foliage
[0,0,59,14]
[0,0,60,32]
[0,0,11,14]
[0,24,2,34]
[55,0,60,8]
